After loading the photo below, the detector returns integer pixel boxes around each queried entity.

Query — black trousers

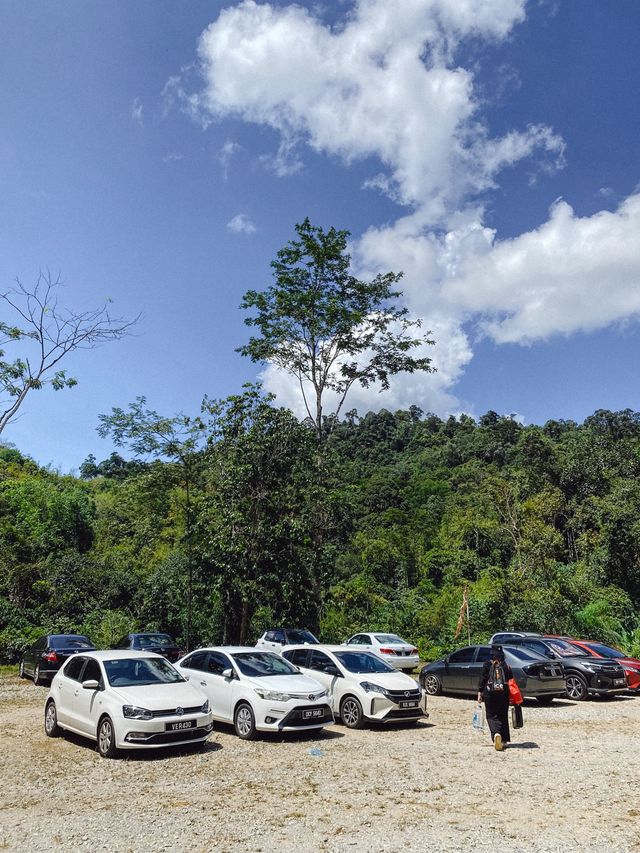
[484,690,511,743]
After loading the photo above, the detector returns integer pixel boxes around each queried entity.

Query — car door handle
[74,690,79,696]
[200,681,207,686]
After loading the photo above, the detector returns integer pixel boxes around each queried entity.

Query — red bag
[508,678,523,706]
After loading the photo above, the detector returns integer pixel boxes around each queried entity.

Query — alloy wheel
[565,674,588,701]
[424,674,442,696]
[340,696,363,729]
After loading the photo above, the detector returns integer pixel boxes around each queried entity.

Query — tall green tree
[238,218,435,440]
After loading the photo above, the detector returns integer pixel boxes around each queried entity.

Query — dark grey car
[419,644,566,704]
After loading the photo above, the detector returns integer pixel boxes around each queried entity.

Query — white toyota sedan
[345,633,420,672]
[175,647,333,739]
[44,650,213,758]
[281,645,427,728]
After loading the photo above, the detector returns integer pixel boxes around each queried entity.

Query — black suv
[19,634,95,685]
[490,633,628,700]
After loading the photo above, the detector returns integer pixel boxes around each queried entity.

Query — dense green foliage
[2,406,640,662]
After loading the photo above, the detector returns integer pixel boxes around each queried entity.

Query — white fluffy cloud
[227,213,257,234]
[179,0,640,418]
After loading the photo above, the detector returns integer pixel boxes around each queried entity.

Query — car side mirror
[444,655,450,664]
[82,679,100,690]
[325,665,341,677]
[222,668,235,680]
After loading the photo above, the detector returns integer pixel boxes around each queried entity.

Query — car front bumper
[118,712,214,749]
[257,703,334,732]
[364,693,428,723]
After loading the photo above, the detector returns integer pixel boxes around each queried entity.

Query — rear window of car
[581,642,624,658]
[50,635,93,649]
[506,647,544,661]
[134,634,175,648]
[374,635,405,644]
[286,630,319,644]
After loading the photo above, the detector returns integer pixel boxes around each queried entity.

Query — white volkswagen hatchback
[175,647,333,739]
[281,645,427,729]
[44,650,213,758]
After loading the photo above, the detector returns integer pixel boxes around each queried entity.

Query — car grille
[386,688,422,702]
[280,704,333,728]
[384,707,425,720]
[128,726,211,745]
[150,705,203,718]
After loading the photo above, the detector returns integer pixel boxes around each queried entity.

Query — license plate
[614,678,626,686]
[399,701,418,708]
[302,708,324,719]
[166,719,196,731]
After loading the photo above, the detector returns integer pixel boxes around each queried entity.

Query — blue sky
[1,0,640,471]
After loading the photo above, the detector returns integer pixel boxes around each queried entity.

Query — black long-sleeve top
[478,659,513,693]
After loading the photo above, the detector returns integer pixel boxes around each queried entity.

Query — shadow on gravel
[58,729,222,761]
[507,741,539,750]
[212,722,346,743]
[521,699,575,709]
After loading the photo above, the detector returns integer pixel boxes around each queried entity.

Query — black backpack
[486,661,506,693]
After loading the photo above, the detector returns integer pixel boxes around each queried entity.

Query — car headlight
[254,688,292,701]
[122,705,153,720]
[360,681,391,697]
[201,699,209,714]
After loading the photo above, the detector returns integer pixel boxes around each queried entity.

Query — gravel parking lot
[1,674,639,853]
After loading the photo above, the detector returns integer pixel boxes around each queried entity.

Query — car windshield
[506,647,546,661]
[581,642,624,658]
[135,634,175,648]
[50,635,93,649]
[544,639,589,658]
[104,657,184,687]
[286,630,319,644]
[232,652,300,677]
[374,634,406,644]
[334,651,395,673]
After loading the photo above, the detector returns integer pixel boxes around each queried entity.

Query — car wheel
[33,664,43,686]
[340,695,364,729]
[19,660,26,679]
[97,716,118,758]
[565,674,588,701]
[234,703,257,740]
[44,701,61,737]
[423,674,442,696]
[536,696,554,706]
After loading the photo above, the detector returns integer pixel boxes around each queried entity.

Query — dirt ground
[1,674,639,852]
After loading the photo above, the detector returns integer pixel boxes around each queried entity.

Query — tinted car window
[285,630,318,644]
[232,652,298,677]
[50,635,93,649]
[135,634,175,649]
[374,635,404,644]
[506,647,545,661]
[181,652,208,671]
[207,652,230,675]
[104,657,184,686]
[272,631,286,644]
[114,636,131,649]
[333,651,395,674]
[475,647,492,662]
[309,650,335,672]
[581,642,623,658]
[82,659,102,682]
[64,656,87,681]
[449,648,475,663]
[285,649,310,667]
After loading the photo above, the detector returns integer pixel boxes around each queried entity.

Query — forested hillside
[2,402,640,662]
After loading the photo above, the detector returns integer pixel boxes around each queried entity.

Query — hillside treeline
[2,402,640,662]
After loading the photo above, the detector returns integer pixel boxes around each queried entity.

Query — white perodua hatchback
[175,647,333,739]
[44,650,213,757]
[281,645,428,729]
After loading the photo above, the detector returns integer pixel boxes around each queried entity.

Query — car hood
[244,674,325,694]
[110,681,206,709]
[353,671,419,689]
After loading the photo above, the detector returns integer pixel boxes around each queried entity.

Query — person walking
[477,645,512,751]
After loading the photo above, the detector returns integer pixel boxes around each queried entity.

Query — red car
[551,637,640,692]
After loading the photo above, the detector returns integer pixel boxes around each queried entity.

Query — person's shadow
[508,741,539,749]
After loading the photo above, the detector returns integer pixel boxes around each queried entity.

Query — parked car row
[420,631,638,703]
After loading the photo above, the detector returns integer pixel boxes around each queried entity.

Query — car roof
[283,644,375,654]
[185,646,280,655]
[79,650,166,661]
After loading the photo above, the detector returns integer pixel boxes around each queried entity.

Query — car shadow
[59,729,221,761]
[521,699,575,708]
[507,741,539,750]
[212,721,346,742]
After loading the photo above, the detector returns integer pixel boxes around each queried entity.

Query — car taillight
[379,648,396,655]
[410,648,419,655]
[43,651,58,663]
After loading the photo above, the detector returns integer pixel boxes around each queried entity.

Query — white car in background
[44,650,213,758]
[345,632,420,672]
[255,629,320,653]
[175,647,333,739]
[281,645,427,729]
